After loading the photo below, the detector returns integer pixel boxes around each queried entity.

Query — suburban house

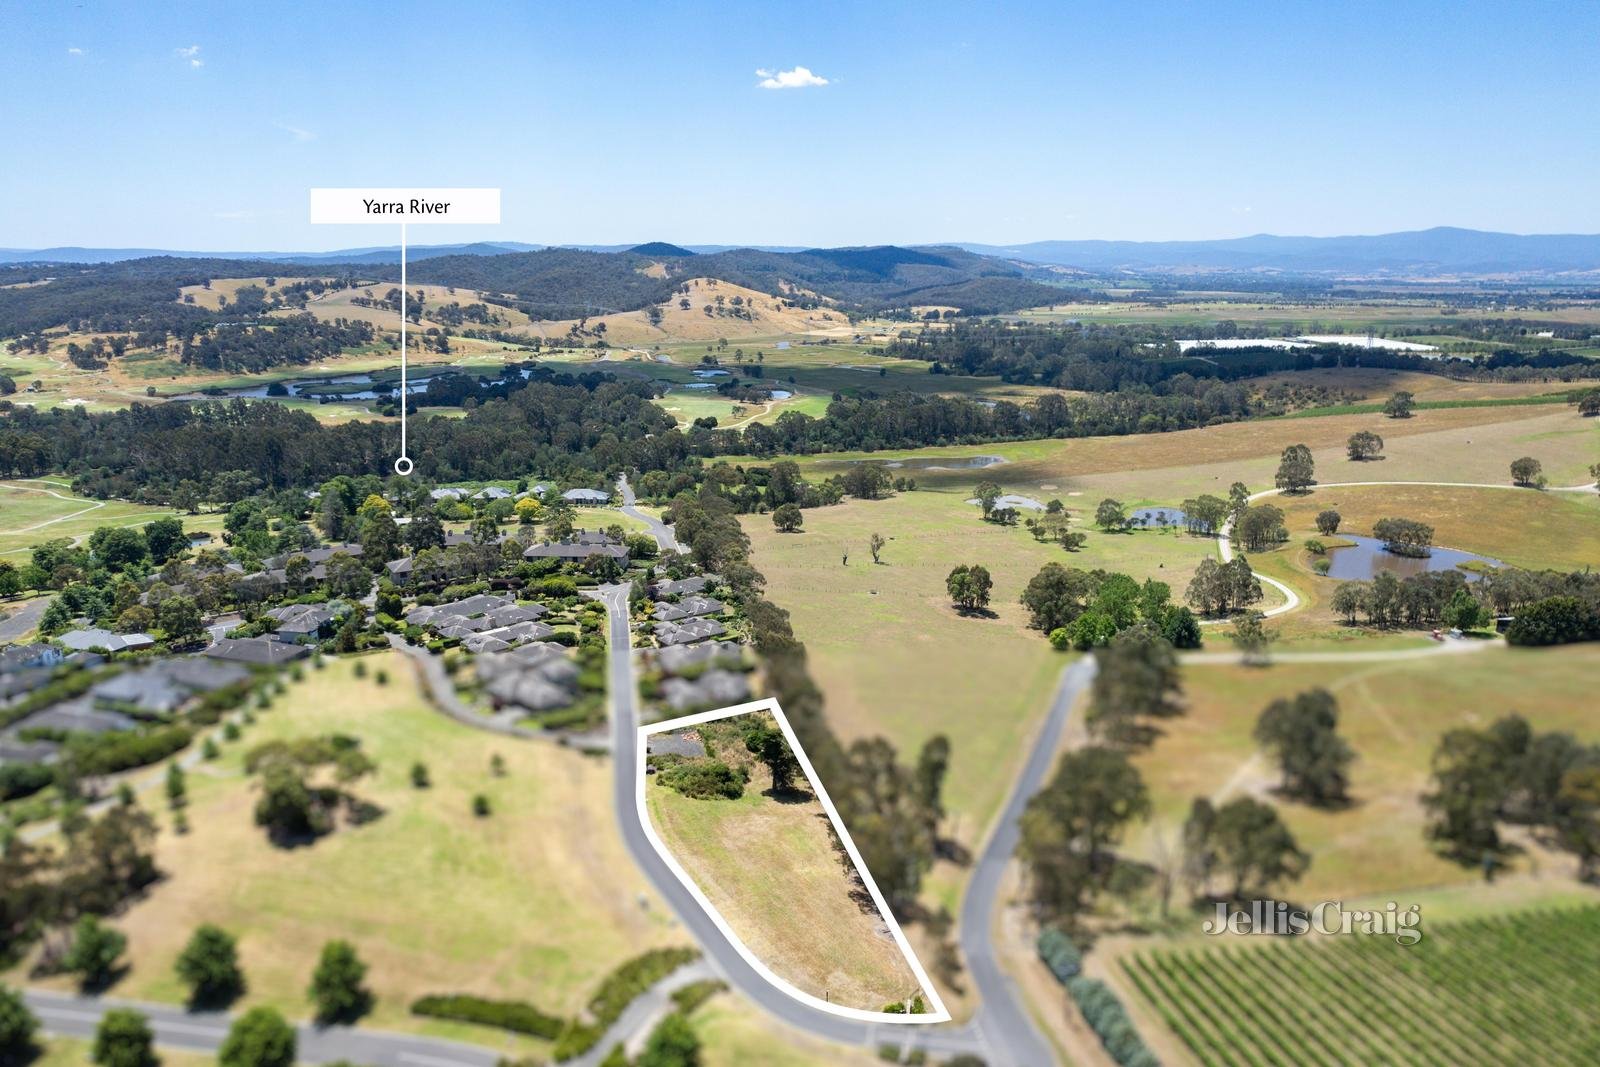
[259,543,364,583]
[650,574,717,599]
[204,636,312,666]
[55,628,156,654]
[660,669,750,713]
[473,486,513,501]
[0,642,64,673]
[89,657,251,716]
[654,617,728,646]
[264,602,341,643]
[523,530,628,562]
[408,594,554,651]
[561,488,610,504]
[477,642,580,713]
[430,487,469,501]
[652,595,725,622]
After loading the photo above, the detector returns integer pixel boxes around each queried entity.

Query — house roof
[652,596,725,622]
[56,629,155,653]
[562,488,610,503]
[654,617,727,646]
[203,637,311,666]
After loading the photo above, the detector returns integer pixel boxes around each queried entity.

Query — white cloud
[274,122,316,142]
[66,47,84,56]
[176,44,203,68]
[756,65,829,90]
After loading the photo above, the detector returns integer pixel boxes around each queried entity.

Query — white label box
[309,187,501,225]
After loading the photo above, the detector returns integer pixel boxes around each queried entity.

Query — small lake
[1324,536,1503,582]
[1131,507,1187,528]
[844,455,1005,470]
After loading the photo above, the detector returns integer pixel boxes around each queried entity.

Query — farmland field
[1121,906,1600,1067]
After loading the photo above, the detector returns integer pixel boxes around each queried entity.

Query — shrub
[63,725,192,777]
[1304,538,1326,555]
[309,940,370,1023]
[0,763,53,802]
[656,760,744,800]
[554,947,702,1060]
[472,794,491,817]
[410,994,564,1039]
[669,979,727,1015]
[1066,977,1159,1067]
[1037,928,1082,982]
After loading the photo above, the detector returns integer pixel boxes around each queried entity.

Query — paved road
[591,581,1090,1065]
[26,988,503,1067]
[616,474,679,553]
[0,595,50,642]
[387,634,545,741]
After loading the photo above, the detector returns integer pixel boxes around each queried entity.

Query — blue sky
[3,0,1598,250]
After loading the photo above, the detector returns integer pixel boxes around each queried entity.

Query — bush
[554,947,702,1060]
[411,994,564,1039]
[62,725,192,777]
[1066,977,1160,1067]
[0,762,53,802]
[472,793,491,817]
[656,760,744,800]
[669,979,727,1015]
[1036,928,1082,982]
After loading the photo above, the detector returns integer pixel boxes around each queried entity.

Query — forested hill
[0,244,1065,335]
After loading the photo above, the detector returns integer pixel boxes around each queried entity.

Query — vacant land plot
[1126,644,1600,902]
[1121,905,1600,1067]
[645,713,922,1012]
[24,653,682,1056]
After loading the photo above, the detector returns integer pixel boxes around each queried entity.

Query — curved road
[617,474,678,552]
[591,581,1094,1065]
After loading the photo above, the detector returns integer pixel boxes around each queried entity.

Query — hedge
[1066,976,1160,1067]
[63,725,193,776]
[410,994,564,1039]
[1036,928,1082,982]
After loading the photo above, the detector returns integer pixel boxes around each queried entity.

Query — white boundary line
[637,697,952,1025]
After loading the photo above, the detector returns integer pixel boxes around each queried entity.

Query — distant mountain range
[0,241,809,266]
[956,227,1600,275]
[6,227,1597,276]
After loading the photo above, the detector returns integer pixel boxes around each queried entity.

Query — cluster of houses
[0,654,251,765]
[428,484,611,506]
[407,593,554,654]
[478,642,582,714]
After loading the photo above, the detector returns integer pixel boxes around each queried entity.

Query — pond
[843,454,1006,471]
[1131,507,1187,528]
[1323,535,1503,582]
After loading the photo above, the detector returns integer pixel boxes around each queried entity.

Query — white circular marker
[394,456,414,476]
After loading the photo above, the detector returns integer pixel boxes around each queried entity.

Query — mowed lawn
[28,653,683,1056]
[645,750,920,1012]
[0,481,226,557]
[745,485,1225,861]
[1125,644,1600,904]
